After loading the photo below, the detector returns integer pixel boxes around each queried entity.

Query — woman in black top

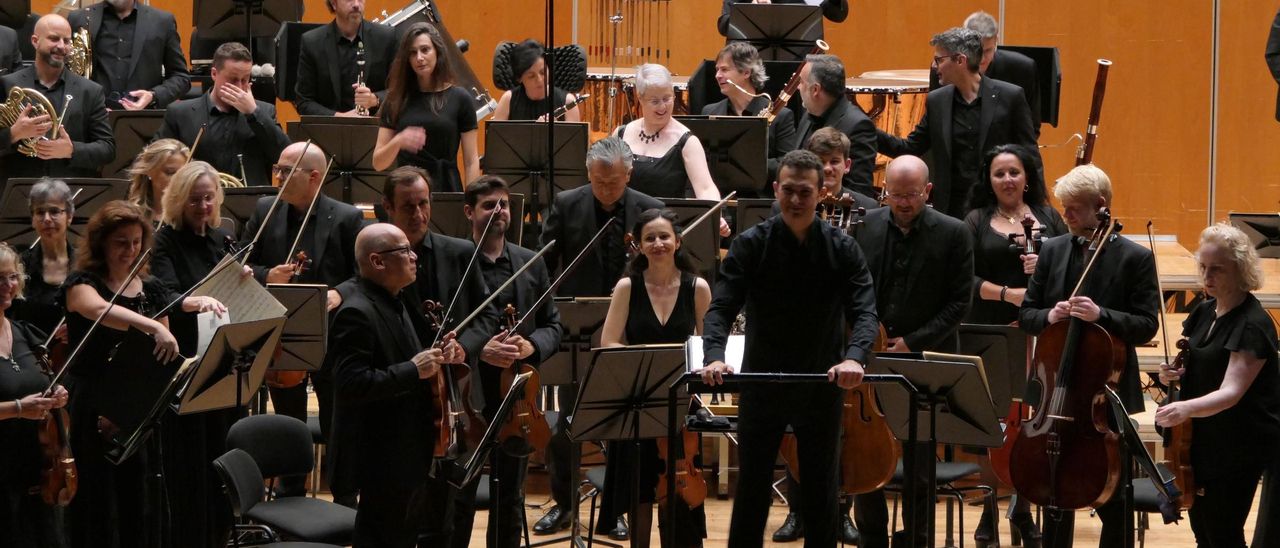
[11,179,76,336]
[126,139,190,221]
[599,209,712,547]
[0,243,69,548]
[373,22,480,192]
[1156,222,1280,548]
[492,39,580,122]
[964,144,1067,325]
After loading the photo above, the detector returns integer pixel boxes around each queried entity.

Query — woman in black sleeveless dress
[492,39,580,122]
[598,208,712,547]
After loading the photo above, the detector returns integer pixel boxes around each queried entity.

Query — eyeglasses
[0,273,21,284]
[32,206,67,218]
[932,54,959,66]
[271,165,316,176]
[880,190,928,203]
[373,245,414,257]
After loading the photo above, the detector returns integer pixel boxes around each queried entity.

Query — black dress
[963,204,1067,324]
[598,273,706,545]
[9,242,75,335]
[615,126,692,199]
[150,224,237,548]
[508,85,567,121]
[380,85,478,192]
[61,271,172,548]
[0,320,66,548]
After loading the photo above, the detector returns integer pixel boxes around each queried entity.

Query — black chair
[226,414,314,499]
[212,448,355,546]
[885,459,998,548]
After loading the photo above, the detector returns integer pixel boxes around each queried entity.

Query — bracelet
[999,286,1008,303]
[13,399,21,418]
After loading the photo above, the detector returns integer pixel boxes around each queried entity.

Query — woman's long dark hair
[383,22,456,125]
[76,200,152,277]
[966,144,1049,213]
[623,208,697,276]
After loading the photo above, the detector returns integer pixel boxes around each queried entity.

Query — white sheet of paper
[196,310,231,357]
[685,335,745,373]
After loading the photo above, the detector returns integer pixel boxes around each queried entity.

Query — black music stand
[272,22,324,102]
[959,323,1028,412]
[288,116,385,204]
[0,0,28,30]
[1002,45,1062,127]
[733,197,776,235]
[221,186,277,240]
[265,284,328,373]
[0,178,129,245]
[726,4,824,62]
[674,116,769,197]
[179,316,286,415]
[661,198,722,285]
[193,0,302,62]
[868,354,1003,548]
[97,328,193,464]
[428,192,526,245]
[573,345,689,548]
[483,121,589,246]
[442,371,531,489]
[105,110,166,177]
[540,297,610,386]
[1229,212,1280,259]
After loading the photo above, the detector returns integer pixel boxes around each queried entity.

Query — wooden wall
[31,0,1280,246]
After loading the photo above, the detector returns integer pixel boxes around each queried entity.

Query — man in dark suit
[67,0,190,110]
[794,54,878,200]
[927,11,1042,135]
[532,136,663,536]
[294,0,397,117]
[330,222,466,547]
[0,25,20,76]
[156,42,290,186]
[702,41,798,193]
[1266,7,1280,122]
[1018,164,1160,548]
[717,0,848,37]
[878,27,1038,219]
[852,154,974,548]
[1,14,114,185]
[239,141,365,499]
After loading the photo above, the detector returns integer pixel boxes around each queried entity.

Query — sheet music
[195,310,231,356]
[192,255,286,323]
[685,335,745,373]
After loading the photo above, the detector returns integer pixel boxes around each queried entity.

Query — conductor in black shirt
[716,0,848,37]
[294,0,397,117]
[700,149,877,547]
[67,0,190,110]
[794,54,878,199]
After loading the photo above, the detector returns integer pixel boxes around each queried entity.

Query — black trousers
[437,444,531,548]
[852,440,930,548]
[729,386,842,548]
[1041,493,1126,548]
[545,385,577,508]
[783,469,853,518]
[354,481,429,548]
[1189,469,1264,548]
[0,486,66,548]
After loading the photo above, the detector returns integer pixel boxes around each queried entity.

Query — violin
[32,340,76,507]
[1008,209,1125,510]
[656,425,707,509]
[423,299,486,459]
[495,304,551,454]
[1159,339,1195,508]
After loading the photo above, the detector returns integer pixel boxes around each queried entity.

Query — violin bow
[44,248,153,394]
[1146,221,1173,365]
[29,188,83,250]
[242,139,314,256]
[150,242,256,321]
[442,239,558,347]
[679,191,736,239]
[501,216,622,340]
[1069,208,1120,298]
[283,156,336,262]
[430,211,500,347]
[185,123,208,164]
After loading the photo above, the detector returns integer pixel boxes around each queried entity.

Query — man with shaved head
[1,13,114,184]
[330,222,466,547]
[240,140,366,500]
[852,154,974,548]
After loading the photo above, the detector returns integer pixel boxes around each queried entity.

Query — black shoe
[772,513,804,542]
[840,515,860,545]
[974,507,997,548]
[1011,513,1041,548]
[532,505,571,535]
[608,517,629,541]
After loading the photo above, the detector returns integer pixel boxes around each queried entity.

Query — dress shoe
[608,517,628,540]
[840,514,860,545]
[772,512,804,542]
[532,505,571,535]
[1011,512,1042,548]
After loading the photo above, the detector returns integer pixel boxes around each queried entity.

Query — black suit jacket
[877,76,1039,218]
[330,276,437,490]
[1267,8,1280,121]
[476,242,563,415]
[855,207,973,352]
[540,185,664,297]
[67,2,190,108]
[156,93,291,186]
[795,95,878,198]
[0,67,115,183]
[717,0,848,37]
[0,25,19,76]
[294,20,398,116]
[1018,233,1161,411]
[930,49,1040,135]
[239,194,364,287]
[702,95,799,190]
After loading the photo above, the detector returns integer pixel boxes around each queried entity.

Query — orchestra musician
[532,137,663,537]
[61,200,224,548]
[156,42,290,187]
[329,223,465,547]
[0,25,20,76]
[66,0,190,110]
[126,138,189,220]
[452,175,563,548]
[491,39,581,122]
[1154,222,1279,548]
[0,14,114,185]
[0,242,71,548]
[715,0,848,38]
[794,54,878,200]
[10,179,76,336]
[701,42,798,191]
[293,0,397,117]
[1018,164,1160,548]
[598,208,712,548]
[374,22,480,192]
[700,149,877,547]
[238,142,364,501]
[876,27,1039,219]
[959,12,1041,133]
[851,155,974,548]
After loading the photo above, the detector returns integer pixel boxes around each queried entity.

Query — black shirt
[334,28,362,113]
[97,7,138,108]
[31,74,68,114]
[508,85,567,121]
[1181,293,1280,482]
[963,204,1068,324]
[949,93,981,215]
[151,224,233,355]
[878,213,921,338]
[10,242,75,336]
[380,86,478,192]
[0,320,49,489]
[60,271,172,383]
[479,244,516,312]
[593,196,628,295]
[204,98,256,183]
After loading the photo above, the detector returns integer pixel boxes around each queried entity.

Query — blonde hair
[128,138,190,210]
[1198,222,1264,293]
[0,243,25,299]
[159,161,224,230]
[1053,164,1113,206]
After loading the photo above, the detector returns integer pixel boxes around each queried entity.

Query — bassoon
[1076,59,1113,166]
[764,40,830,123]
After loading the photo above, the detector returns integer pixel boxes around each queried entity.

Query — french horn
[0,88,61,158]
[218,172,245,188]
[68,28,92,79]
